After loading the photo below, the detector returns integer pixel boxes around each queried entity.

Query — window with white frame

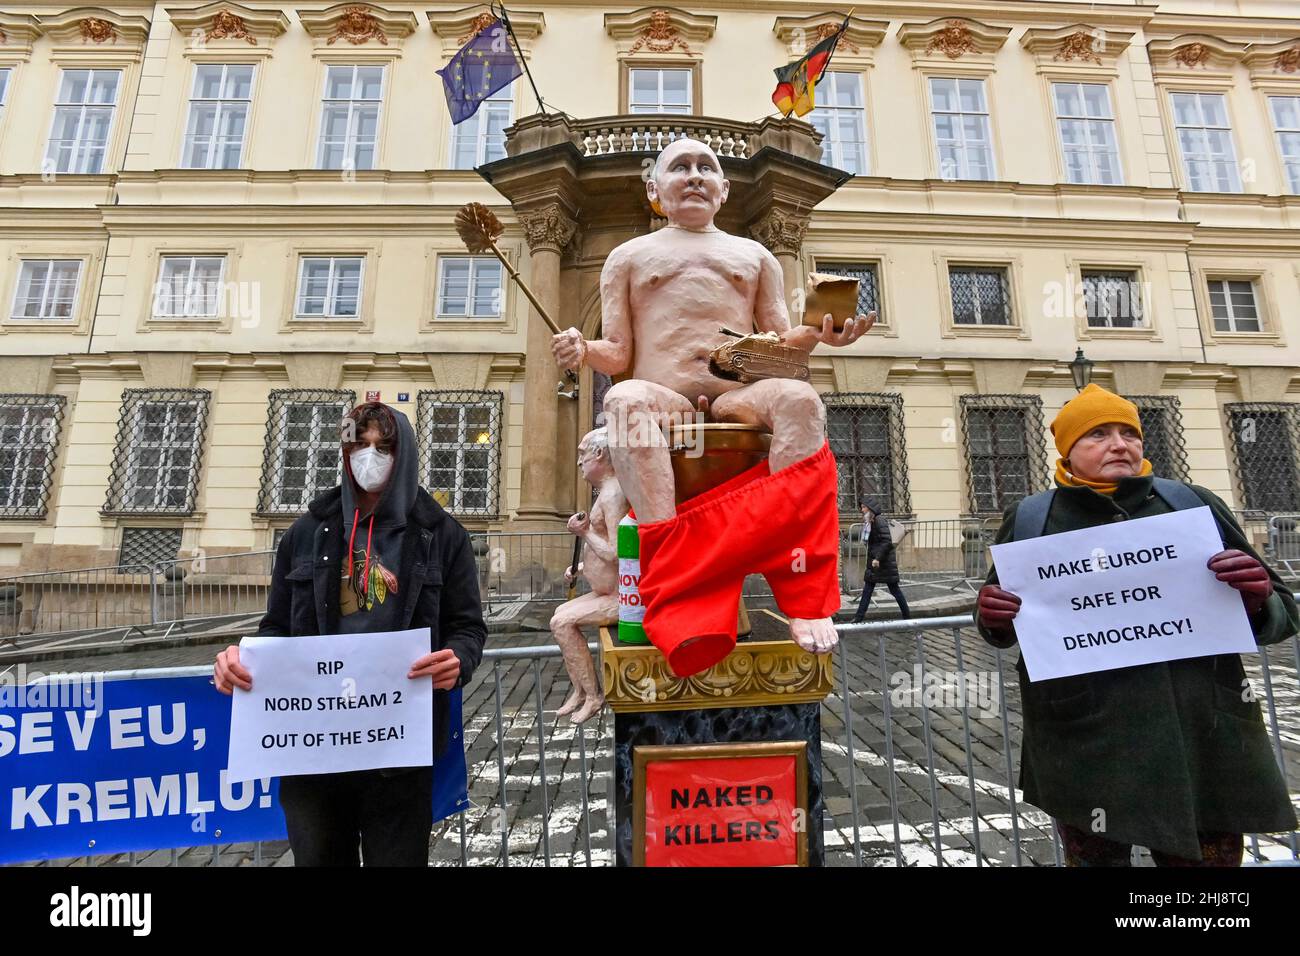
[949,266,1011,325]
[1268,95,1300,194]
[1207,278,1261,333]
[417,390,502,515]
[295,256,363,319]
[1082,269,1144,328]
[0,69,11,125]
[10,260,81,321]
[256,390,354,514]
[152,256,225,318]
[628,68,692,115]
[1053,82,1121,185]
[0,394,65,519]
[450,84,513,168]
[1171,92,1241,192]
[181,64,253,169]
[929,76,994,181]
[102,390,211,515]
[437,257,503,318]
[317,65,383,171]
[809,72,867,175]
[45,69,120,174]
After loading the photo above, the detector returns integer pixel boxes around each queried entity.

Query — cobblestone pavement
[19,613,1300,869]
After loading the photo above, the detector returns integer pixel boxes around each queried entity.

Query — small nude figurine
[551,137,875,675]
[550,427,628,723]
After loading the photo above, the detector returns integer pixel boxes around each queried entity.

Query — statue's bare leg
[710,379,826,472]
[549,592,619,722]
[711,379,838,654]
[602,380,695,524]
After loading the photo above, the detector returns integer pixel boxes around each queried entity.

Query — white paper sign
[226,628,434,782]
[989,507,1256,682]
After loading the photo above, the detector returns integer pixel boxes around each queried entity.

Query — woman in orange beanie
[975,383,1298,866]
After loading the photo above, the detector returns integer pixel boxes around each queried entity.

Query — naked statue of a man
[550,427,627,723]
[552,137,874,676]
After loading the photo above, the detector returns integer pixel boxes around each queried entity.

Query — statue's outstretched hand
[780,312,875,352]
[819,311,874,347]
[552,327,587,371]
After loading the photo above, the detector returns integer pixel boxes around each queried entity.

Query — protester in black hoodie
[213,401,486,866]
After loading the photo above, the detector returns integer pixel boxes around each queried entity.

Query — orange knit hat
[1050,383,1143,458]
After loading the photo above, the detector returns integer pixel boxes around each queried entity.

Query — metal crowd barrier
[1266,515,1300,581]
[4,514,1297,648]
[21,617,1299,868]
[841,519,991,597]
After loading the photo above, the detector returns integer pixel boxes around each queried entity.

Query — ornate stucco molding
[898,17,1011,64]
[749,207,810,258]
[38,8,151,56]
[1242,38,1300,80]
[427,4,544,58]
[0,13,42,58]
[297,3,417,50]
[518,203,579,255]
[771,12,888,69]
[1148,34,1246,80]
[604,7,716,59]
[166,3,290,49]
[1020,24,1134,71]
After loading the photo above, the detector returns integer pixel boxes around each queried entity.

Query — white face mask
[349,447,393,492]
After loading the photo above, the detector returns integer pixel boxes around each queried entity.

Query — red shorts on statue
[636,440,842,677]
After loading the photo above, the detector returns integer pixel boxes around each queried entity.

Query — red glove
[1207,549,1273,615]
[977,584,1022,630]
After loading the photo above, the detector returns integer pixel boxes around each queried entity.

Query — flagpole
[492,1,548,115]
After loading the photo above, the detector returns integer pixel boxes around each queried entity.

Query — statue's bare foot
[569,690,605,724]
[790,617,838,654]
[556,685,585,717]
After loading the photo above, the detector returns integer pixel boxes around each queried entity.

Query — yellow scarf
[1054,457,1153,495]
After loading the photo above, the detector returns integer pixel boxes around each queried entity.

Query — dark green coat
[975,475,1299,860]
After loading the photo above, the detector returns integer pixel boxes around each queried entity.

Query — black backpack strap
[1012,489,1056,542]
[1151,477,1205,513]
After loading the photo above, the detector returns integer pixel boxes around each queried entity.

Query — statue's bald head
[652,137,721,181]
[646,137,729,228]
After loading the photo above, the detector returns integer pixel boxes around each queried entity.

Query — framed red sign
[632,741,808,867]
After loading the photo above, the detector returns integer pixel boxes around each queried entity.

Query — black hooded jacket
[256,406,486,758]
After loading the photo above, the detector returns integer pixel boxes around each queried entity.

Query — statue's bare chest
[628,240,762,297]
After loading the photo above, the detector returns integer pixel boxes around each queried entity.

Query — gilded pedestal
[602,615,834,866]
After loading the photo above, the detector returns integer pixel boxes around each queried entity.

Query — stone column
[749,207,811,317]
[513,202,579,529]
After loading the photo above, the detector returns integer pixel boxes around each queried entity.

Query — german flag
[771,20,847,118]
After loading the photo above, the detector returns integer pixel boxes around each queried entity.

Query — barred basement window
[824,392,911,516]
[949,266,1011,325]
[102,389,211,515]
[815,262,882,324]
[256,389,356,515]
[1226,403,1300,514]
[1130,395,1191,482]
[961,395,1048,515]
[417,390,503,516]
[1082,270,1144,328]
[0,394,66,519]
[118,527,183,569]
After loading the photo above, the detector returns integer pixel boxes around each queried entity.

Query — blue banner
[0,673,468,865]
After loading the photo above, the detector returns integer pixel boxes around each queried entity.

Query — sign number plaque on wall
[633,741,808,867]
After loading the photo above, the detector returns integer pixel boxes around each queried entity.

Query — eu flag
[437,17,523,125]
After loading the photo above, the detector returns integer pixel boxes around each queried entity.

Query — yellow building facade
[0,0,1298,571]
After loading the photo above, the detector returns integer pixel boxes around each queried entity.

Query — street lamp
[1068,348,1094,392]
